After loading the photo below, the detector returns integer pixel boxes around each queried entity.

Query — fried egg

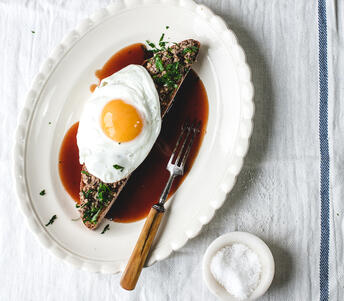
[77,64,161,183]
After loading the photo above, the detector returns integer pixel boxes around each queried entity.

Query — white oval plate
[13,0,254,273]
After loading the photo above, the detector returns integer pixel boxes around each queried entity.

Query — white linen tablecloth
[1,0,343,300]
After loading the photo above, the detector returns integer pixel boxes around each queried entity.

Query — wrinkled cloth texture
[1,0,343,300]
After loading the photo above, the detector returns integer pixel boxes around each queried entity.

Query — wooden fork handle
[120,204,165,290]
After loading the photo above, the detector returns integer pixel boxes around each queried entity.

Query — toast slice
[78,39,200,229]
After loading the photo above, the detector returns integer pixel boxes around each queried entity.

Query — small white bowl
[202,232,275,300]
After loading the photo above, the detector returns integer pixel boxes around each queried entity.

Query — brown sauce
[58,122,82,203]
[59,43,209,223]
[108,70,208,222]
[90,43,151,92]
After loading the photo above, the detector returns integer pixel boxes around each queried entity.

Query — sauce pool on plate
[58,122,82,203]
[90,43,151,92]
[59,43,209,222]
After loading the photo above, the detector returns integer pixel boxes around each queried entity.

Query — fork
[120,121,201,290]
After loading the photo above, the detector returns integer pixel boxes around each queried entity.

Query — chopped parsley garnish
[146,32,168,53]
[145,30,198,91]
[81,183,112,225]
[48,122,51,125]
[97,183,110,203]
[31,30,35,34]
[40,189,46,196]
[75,202,86,209]
[90,209,101,223]
[101,224,110,234]
[146,40,158,52]
[82,189,93,199]
[152,60,182,89]
[45,215,57,226]
[81,170,89,176]
[155,55,164,72]
[113,164,124,172]
[159,33,167,49]
[166,25,169,29]
[182,46,199,54]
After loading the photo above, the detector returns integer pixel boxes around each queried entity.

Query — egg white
[77,64,161,183]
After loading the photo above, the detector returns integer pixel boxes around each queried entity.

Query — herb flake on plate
[101,224,110,234]
[45,215,57,226]
[113,164,124,172]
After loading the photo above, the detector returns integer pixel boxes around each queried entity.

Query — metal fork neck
[158,174,176,205]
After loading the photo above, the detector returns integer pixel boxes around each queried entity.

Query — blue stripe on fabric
[318,0,330,300]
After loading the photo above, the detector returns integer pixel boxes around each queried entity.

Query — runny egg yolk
[101,99,143,143]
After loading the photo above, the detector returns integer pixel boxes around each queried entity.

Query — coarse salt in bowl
[202,232,275,300]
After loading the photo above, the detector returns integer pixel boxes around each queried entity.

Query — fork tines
[168,120,201,171]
